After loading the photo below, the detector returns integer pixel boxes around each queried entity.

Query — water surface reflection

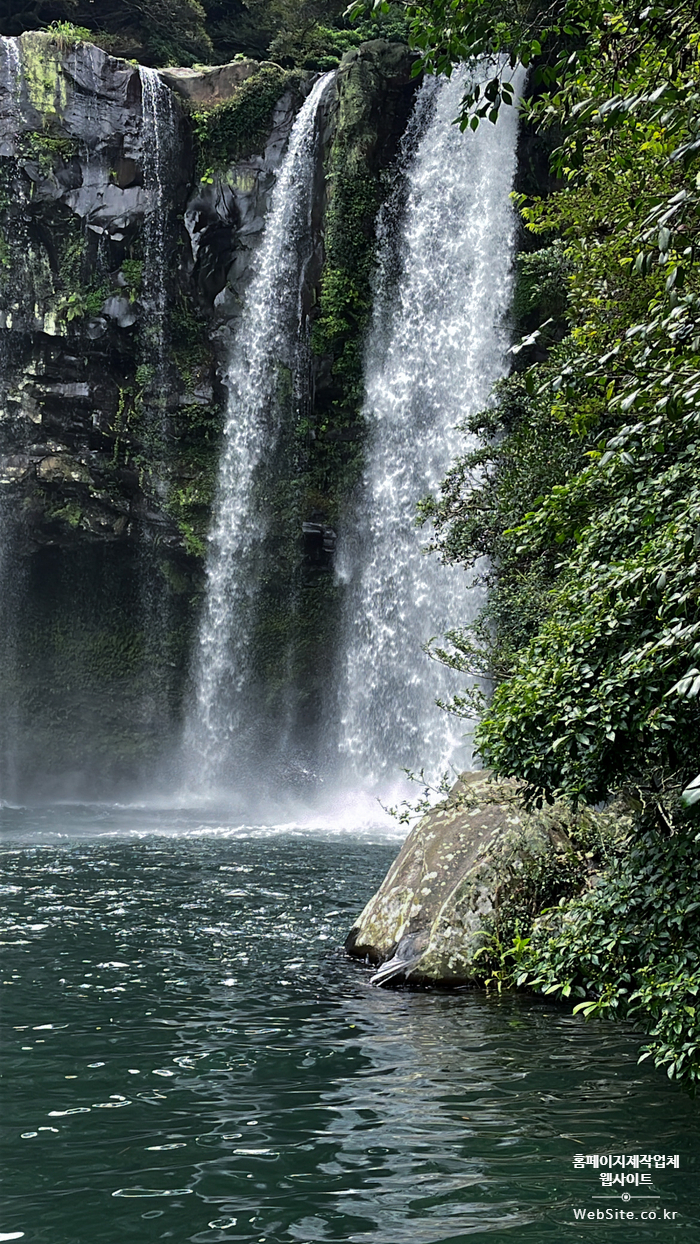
[0,810,697,1242]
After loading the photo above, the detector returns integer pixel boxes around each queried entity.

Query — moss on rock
[190,65,304,171]
[346,771,631,986]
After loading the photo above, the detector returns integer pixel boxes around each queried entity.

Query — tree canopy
[0,0,373,66]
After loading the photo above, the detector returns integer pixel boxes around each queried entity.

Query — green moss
[46,501,83,529]
[307,132,385,505]
[190,65,304,171]
[164,470,216,558]
[0,232,10,278]
[17,128,79,172]
[134,363,154,390]
[57,226,86,287]
[169,295,213,388]
[120,259,143,301]
[109,385,138,466]
[163,295,222,561]
[18,33,68,118]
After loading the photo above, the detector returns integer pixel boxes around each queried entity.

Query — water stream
[138,66,178,396]
[134,67,183,768]
[0,34,21,143]
[185,72,336,793]
[337,69,523,789]
[0,38,22,797]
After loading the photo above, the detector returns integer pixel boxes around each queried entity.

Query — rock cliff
[0,30,418,795]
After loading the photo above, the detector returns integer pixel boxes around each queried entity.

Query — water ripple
[0,817,698,1244]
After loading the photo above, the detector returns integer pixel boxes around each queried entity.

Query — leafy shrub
[190,66,303,171]
[517,822,700,1085]
[120,259,143,301]
[55,285,109,322]
[17,130,79,172]
[46,21,94,47]
[393,0,700,1083]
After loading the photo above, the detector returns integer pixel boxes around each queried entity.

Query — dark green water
[1,806,698,1243]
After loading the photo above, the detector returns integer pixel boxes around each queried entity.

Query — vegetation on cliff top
[190,65,304,171]
[0,0,406,68]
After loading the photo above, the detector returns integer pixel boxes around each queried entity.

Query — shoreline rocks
[345,771,626,987]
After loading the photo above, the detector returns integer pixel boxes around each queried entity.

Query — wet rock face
[0,32,195,553]
[0,34,315,553]
[1,33,182,253]
[185,87,306,347]
[334,40,419,171]
[0,32,421,795]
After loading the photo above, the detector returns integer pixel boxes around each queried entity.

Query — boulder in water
[345,771,623,986]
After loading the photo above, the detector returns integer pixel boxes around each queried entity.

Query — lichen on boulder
[345,771,630,986]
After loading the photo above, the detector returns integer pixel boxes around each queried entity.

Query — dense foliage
[190,65,304,171]
[348,0,700,1083]
[0,0,214,64]
[0,0,405,67]
[419,1,700,809]
[519,823,700,1085]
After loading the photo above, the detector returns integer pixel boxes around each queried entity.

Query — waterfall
[185,71,336,792]
[134,68,181,768]
[0,39,21,800]
[138,67,177,393]
[0,36,21,142]
[0,37,23,321]
[336,67,524,790]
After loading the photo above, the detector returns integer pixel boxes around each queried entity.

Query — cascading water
[185,71,335,792]
[0,38,22,799]
[134,68,181,759]
[138,67,177,392]
[0,36,24,320]
[336,66,524,790]
[0,35,20,140]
